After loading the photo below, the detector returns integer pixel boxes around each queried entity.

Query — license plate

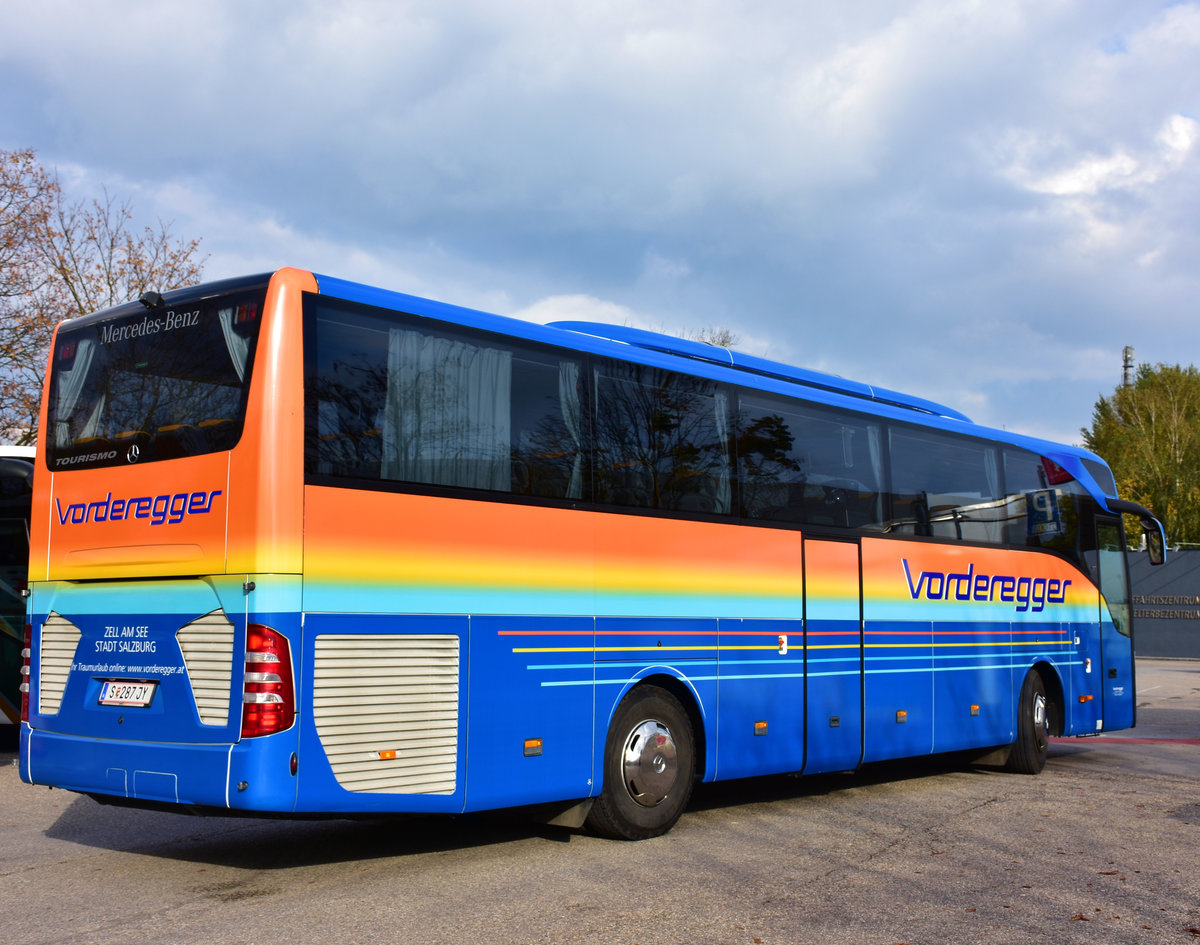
[99,680,158,707]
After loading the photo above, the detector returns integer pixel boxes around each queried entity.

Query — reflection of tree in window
[736,398,884,528]
[308,345,388,478]
[509,358,582,500]
[52,305,256,462]
[594,366,730,514]
[737,413,801,519]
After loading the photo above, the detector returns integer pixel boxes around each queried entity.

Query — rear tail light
[19,623,31,722]
[240,624,295,738]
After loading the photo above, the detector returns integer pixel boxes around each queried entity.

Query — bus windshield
[45,285,266,470]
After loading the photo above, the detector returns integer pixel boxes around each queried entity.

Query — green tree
[0,147,206,444]
[1082,363,1200,544]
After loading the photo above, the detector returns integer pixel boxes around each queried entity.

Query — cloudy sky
[3,0,1197,446]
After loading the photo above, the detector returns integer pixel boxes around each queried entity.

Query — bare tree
[0,149,58,441]
[626,319,742,350]
[684,325,740,348]
[0,148,206,444]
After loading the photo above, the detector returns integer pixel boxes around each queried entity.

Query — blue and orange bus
[18,268,1164,838]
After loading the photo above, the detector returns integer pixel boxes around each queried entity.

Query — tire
[586,685,696,840]
[1007,670,1050,774]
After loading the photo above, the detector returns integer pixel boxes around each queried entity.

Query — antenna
[1122,346,1135,388]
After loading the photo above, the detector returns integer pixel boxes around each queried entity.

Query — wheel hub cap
[622,719,678,807]
[1033,693,1047,729]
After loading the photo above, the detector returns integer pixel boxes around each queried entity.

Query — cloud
[3,0,1200,452]
[1004,114,1198,197]
[510,293,643,327]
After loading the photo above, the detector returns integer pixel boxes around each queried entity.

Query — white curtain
[558,360,583,499]
[53,339,97,449]
[217,307,251,382]
[984,447,1001,499]
[865,423,886,524]
[713,391,732,514]
[382,328,512,490]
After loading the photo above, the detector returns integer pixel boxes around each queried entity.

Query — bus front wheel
[1007,670,1049,774]
[586,685,696,840]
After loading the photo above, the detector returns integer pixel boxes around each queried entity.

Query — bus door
[1095,517,1135,731]
[802,538,864,774]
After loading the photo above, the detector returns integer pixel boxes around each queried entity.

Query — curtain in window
[713,391,732,514]
[217,307,251,382]
[983,448,1001,499]
[558,360,583,499]
[863,423,885,525]
[382,328,512,491]
[53,339,98,449]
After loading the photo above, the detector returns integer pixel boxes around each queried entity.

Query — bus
[1,445,34,749]
[18,268,1165,839]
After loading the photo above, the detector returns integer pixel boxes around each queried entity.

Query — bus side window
[736,396,884,530]
[306,310,389,481]
[593,364,732,515]
[509,356,583,501]
[306,299,585,500]
[888,428,1002,542]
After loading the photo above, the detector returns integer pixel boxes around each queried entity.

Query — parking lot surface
[2,659,1198,945]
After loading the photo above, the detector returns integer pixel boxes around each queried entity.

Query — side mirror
[1143,518,1166,566]
[1105,498,1167,566]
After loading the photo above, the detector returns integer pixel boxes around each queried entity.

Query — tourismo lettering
[901,558,1070,614]
[53,450,119,467]
[55,489,222,527]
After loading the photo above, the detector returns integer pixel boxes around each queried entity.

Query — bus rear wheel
[586,685,696,840]
[1007,670,1049,774]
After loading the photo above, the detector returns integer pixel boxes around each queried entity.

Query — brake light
[240,624,295,738]
[19,623,31,722]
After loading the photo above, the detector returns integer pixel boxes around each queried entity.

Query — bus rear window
[45,289,266,470]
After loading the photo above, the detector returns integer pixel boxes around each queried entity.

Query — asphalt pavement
[1,658,1197,945]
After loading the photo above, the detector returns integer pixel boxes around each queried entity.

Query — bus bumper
[21,727,300,812]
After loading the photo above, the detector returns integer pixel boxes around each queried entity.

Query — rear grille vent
[38,613,81,715]
[176,610,236,727]
[313,634,459,795]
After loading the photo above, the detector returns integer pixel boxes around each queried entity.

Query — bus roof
[52,268,1118,512]
[546,320,973,423]
[310,271,1103,479]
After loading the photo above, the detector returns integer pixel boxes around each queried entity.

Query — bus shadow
[42,753,1008,869]
[43,795,578,870]
[687,752,1002,815]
